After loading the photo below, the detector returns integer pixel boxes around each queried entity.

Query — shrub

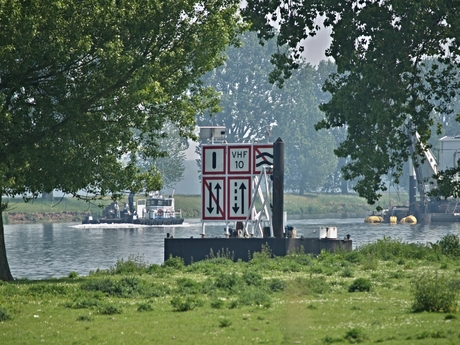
[238,287,271,307]
[171,296,203,312]
[81,276,150,297]
[437,234,460,257]
[344,251,364,264]
[98,304,122,315]
[340,267,354,278]
[137,303,153,312]
[210,299,225,309]
[344,328,368,343]
[358,236,431,261]
[162,256,185,270]
[65,297,100,309]
[250,243,272,262]
[110,254,148,275]
[27,283,69,296]
[0,308,12,322]
[268,278,286,292]
[242,270,263,286]
[214,272,243,292]
[176,278,202,295]
[411,271,459,313]
[289,276,331,295]
[348,278,371,292]
[68,271,79,279]
[219,318,232,328]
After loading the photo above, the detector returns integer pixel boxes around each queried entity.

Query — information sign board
[202,145,226,175]
[227,145,252,175]
[253,144,274,174]
[227,176,252,220]
[202,177,225,220]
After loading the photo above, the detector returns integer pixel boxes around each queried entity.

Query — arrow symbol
[232,182,246,214]
[239,183,246,211]
[214,183,221,214]
[207,182,214,214]
[207,182,222,215]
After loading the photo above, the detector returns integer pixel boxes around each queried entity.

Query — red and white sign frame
[253,144,274,174]
[202,145,226,175]
[202,177,225,220]
[227,176,252,220]
[227,144,252,175]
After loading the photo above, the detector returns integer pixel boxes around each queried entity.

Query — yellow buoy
[389,216,397,224]
[364,215,383,223]
[400,215,417,224]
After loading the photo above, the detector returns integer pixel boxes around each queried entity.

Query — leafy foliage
[243,0,460,206]
[437,234,460,257]
[348,278,372,292]
[0,307,12,322]
[411,271,459,313]
[170,296,203,312]
[0,0,245,281]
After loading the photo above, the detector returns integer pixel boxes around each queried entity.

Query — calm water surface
[5,217,460,280]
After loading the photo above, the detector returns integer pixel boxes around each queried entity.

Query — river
[5,217,460,280]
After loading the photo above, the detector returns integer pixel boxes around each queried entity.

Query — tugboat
[82,191,184,226]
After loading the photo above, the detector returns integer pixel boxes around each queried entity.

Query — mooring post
[272,137,284,238]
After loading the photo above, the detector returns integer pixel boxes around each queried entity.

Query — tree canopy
[0,0,244,281]
[199,32,337,193]
[243,0,460,205]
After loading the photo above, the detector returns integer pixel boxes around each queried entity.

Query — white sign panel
[202,177,225,220]
[253,144,274,174]
[228,145,252,175]
[202,145,226,175]
[227,176,252,220]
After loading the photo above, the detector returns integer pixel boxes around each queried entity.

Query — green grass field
[1,236,459,345]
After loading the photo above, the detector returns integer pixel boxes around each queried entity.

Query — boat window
[146,199,172,207]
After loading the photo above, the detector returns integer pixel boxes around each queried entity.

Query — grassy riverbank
[1,236,459,344]
[2,192,407,224]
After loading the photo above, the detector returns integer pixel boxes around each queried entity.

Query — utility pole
[272,138,284,238]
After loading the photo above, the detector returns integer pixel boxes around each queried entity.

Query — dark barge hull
[82,217,184,226]
[164,237,352,265]
[418,213,460,223]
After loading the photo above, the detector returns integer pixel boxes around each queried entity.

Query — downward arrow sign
[207,182,214,214]
[207,182,222,215]
[214,183,221,214]
[232,182,247,214]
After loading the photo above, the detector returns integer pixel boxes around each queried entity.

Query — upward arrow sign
[232,183,247,214]
[207,182,222,214]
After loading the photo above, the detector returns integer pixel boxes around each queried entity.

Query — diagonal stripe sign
[202,177,225,220]
[253,144,274,174]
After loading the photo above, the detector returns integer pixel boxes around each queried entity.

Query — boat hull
[82,217,184,226]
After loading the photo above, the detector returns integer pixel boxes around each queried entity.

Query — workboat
[82,192,184,226]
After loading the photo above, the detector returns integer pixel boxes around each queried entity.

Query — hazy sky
[302,26,333,65]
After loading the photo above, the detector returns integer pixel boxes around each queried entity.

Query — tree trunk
[0,197,14,281]
[341,178,348,194]
[338,158,349,194]
[42,192,54,201]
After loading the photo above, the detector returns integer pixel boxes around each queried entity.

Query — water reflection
[4,218,460,280]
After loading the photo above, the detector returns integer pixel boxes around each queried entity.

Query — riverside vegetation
[2,192,404,224]
[1,235,460,344]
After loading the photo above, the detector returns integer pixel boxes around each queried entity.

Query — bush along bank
[0,235,460,344]
[4,211,91,224]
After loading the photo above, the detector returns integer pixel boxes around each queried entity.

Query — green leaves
[0,0,244,199]
[245,0,460,204]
